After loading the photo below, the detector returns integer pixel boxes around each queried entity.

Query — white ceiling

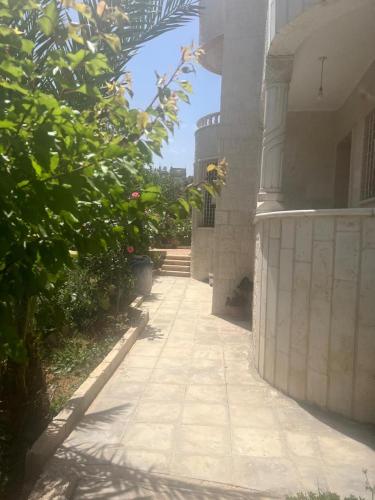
[288,3,375,111]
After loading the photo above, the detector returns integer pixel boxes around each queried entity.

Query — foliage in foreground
[145,167,193,247]
[286,471,374,500]
[0,0,223,367]
[287,493,364,500]
[0,1,226,496]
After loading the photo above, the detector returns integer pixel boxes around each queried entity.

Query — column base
[256,200,284,213]
[256,193,284,213]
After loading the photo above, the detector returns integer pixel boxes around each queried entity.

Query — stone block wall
[191,227,214,282]
[253,209,375,424]
[212,0,267,314]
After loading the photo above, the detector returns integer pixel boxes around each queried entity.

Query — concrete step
[162,264,190,272]
[164,259,191,266]
[165,255,191,262]
[159,270,190,278]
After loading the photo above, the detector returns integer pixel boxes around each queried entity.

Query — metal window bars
[361,109,375,201]
[200,160,217,227]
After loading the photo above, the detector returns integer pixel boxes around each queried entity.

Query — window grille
[200,161,217,227]
[361,109,375,201]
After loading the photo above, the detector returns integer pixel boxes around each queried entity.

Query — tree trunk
[0,296,49,498]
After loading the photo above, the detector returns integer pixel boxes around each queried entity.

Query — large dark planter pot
[130,255,153,295]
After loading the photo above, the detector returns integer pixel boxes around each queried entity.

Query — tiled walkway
[45,278,374,499]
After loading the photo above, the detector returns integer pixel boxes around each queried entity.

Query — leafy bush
[36,245,134,334]
[286,493,363,500]
[175,218,192,245]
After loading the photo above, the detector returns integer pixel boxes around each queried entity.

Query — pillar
[257,56,294,213]
[211,0,268,314]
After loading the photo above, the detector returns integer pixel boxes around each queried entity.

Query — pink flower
[131,191,140,199]
[127,246,135,254]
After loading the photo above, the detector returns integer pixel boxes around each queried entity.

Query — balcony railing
[197,112,221,130]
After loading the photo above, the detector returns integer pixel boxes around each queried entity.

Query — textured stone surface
[254,214,375,424]
[32,277,375,499]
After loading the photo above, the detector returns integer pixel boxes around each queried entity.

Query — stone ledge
[25,299,149,482]
[255,208,375,222]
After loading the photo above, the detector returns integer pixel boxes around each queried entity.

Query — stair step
[159,270,190,278]
[165,255,191,262]
[164,259,191,266]
[162,264,190,272]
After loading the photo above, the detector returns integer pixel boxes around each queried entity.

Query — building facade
[192,0,375,424]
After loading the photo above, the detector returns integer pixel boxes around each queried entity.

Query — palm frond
[17,0,200,94]
[109,0,201,74]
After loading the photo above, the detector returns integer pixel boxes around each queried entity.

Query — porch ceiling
[287,2,375,111]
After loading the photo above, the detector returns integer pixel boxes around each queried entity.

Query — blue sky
[127,18,221,175]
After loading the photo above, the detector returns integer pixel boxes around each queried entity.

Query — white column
[257,56,294,213]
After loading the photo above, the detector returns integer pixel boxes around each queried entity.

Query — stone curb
[25,298,149,482]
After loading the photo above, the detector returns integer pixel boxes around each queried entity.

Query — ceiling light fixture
[318,56,327,100]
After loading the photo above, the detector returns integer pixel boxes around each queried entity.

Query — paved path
[44,277,375,499]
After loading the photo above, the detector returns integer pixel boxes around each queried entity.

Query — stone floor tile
[229,405,276,428]
[195,336,223,346]
[86,397,137,418]
[135,401,182,423]
[274,407,316,433]
[223,346,250,360]
[42,277,375,500]
[141,383,186,401]
[182,402,228,426]
[190,358,224,370]
[122,423,175,451]
[193,345,224,360]
[185,384,227,404]
[325,464,375,497]
[175,424,230,456]
[232,456,302,494]
[115,367,153,383]
[221,334,250,346]
[156,356,191,369]
[170,454,233,484]
[160,347,193,359]
[292,456,330,492]
[96,381,145,401]
[285,430,319,458]
[227,384,269,404]
[225,368,263,385]
[231,428,284,457]
[164,339,194,349]
[151,367,190,384]
[122,355,159,369]
[122,449,170,473]
[318,434,375,466]
[65,418,128,448]
[189,370,225,385]
[223,357,250,371]
[128,342,164,357]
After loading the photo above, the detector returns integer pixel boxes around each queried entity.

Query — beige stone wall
[211,0,267,314]
[199,0,224,74]
[253,210,375,424]
[191,115,220,282]
[199,0,224,47]
[191,227,214,282]
[194,119,220,165]
[283,112,337,209]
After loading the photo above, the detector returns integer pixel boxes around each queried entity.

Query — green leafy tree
[0,0,224,449]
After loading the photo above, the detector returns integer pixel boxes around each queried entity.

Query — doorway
[334,134,351,208]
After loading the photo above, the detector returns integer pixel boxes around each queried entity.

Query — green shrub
[286,492,365,500]
[36,246,134,335]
